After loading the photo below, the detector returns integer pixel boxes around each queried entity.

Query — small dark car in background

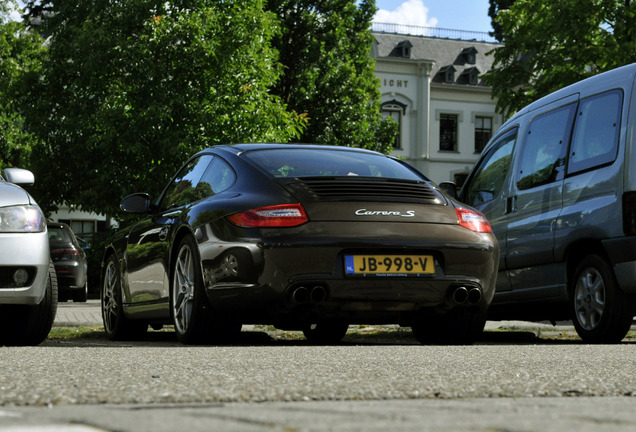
[48,222,88,302]
[101,144,498,345]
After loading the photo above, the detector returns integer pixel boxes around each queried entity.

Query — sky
[374,0,493,34]
[12,0,495,36]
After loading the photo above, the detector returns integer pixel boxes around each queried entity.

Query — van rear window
[567,90,622,175]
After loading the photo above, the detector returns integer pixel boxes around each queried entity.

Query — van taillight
[623,192,636,235]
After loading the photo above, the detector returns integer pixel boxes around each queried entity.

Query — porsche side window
[516,103,576,190]
[567,90,622,175]
[199,157,237,195]
[160,155,214,210]
[464,129,516,207]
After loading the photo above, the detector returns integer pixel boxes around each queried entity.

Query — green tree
[488,0,516,43]
[0,0,45,171]
[265,0,397,153]
[25,0,306,215]
[485,0,636,117]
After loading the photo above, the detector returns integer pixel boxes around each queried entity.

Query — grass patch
[48,326,105,339]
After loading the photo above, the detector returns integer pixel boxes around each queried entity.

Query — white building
[50,205,111,241]
[372,27,503,186]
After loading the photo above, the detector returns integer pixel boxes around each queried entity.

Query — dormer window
[439,65,456,83]
[396,40,413,58]
[460,47,478,65]
[459,67,480,85]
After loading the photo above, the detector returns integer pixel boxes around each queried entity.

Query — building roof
[372,32,502,87]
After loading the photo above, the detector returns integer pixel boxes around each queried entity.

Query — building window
[71,220,95,237]
[475,116,492,153]
[459,67,480,85]
[382,101,406,150]
[460,47,478,65]
[438,65,456,84]
[440,114,458,151]
[396,40,412,58]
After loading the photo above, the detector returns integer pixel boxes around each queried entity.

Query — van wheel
[570,254,635,343]
[411,307,487,345]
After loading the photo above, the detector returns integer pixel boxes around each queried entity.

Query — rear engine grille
[283,177,446,204]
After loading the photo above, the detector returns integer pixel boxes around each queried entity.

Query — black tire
[101,254,147,341]
[172,235,215,344]
[411,307,487,345]
[0,260,58,346]
[302,320,349,344]
[73,283,88,303]
[570,254,635,343]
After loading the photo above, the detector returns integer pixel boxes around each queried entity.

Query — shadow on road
[42,326,602,347]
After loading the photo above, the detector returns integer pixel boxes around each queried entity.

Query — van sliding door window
[567,90,623,175]
[517,104,577,190]
[465,129,517,207]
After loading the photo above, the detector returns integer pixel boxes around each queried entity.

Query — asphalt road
[0,300,633,431]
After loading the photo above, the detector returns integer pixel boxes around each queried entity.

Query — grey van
[457,63,636,343]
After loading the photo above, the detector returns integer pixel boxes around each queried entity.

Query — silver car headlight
[0,205,46,233]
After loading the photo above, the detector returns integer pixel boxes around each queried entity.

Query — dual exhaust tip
[448,285,482,306]
[291,285,328,304]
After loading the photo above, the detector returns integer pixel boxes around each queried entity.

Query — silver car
[0,168,57,345]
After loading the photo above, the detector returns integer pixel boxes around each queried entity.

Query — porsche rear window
[243,148,424,181]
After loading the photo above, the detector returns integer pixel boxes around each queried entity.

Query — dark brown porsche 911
[101,144,498,345]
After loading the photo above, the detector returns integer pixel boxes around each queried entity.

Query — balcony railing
[372,22,496,43]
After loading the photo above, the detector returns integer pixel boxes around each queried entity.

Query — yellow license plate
[344,255,434,275]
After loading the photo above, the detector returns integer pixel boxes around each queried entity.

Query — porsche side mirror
[121,193,152,214]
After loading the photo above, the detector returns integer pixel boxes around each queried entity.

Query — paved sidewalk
[55,300,103,326]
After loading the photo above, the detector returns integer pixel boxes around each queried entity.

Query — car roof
[208,143,386,157]
[505,62,636,126]
[47,221,70,230]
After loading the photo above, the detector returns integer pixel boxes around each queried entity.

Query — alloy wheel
[173,243,196,335]
[102,259,120,334]
[574,267,605,331]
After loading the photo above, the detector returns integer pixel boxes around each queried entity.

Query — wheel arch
[167,226,199,298]
[100,245,120,294]
[563,238,611,294]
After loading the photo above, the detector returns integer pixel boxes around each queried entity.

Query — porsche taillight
[227,204,309,227]
[455,208,492,233]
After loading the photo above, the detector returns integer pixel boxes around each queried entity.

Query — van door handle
[505,196,517,214]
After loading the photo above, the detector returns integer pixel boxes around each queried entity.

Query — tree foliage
[487,0,516,43]
[25,0,306,215]
[266,0,396,153]
[486,0,636,117]
[0,1,45,171]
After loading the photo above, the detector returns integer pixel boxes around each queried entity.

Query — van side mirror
[439,181,458,199]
